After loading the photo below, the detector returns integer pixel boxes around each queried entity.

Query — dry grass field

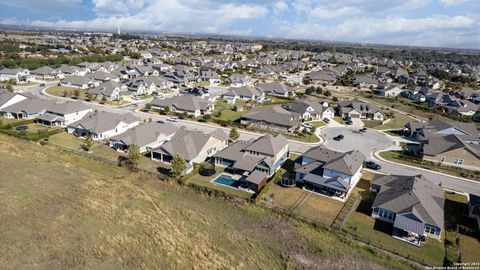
[0,134,417,270]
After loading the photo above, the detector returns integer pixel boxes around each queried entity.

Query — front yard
[363,112,412,130]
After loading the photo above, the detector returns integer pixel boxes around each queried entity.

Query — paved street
[15,81,480,195]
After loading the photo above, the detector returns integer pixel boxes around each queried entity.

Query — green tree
[324,90,332,97]
[316,87,323,94]
[229,127,240,142]
[170,154,187,178]
[83,136,93,152]
[73,89,80,99]
[6,83,13,92]
[127,144,141,169]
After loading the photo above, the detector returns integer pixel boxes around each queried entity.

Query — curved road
[16,81,480,195]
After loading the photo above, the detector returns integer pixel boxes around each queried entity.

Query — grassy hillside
[0,134,416,270]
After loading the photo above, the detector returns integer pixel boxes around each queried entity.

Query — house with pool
[294,146,366,200]
[213,134,289,192]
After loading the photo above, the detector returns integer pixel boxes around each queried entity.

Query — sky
[0,0,479,49]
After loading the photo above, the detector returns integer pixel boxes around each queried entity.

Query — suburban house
[372,84,403,97]
[307,70,337,83]
[109,122,178,153]
[370,174,444,245]
[223,86,265,104]
[404,119,480,170]
[178,87,210,99]
[91,81,127,101]
[337,100,385,121]
[61,76,96,89]
[150,95,213,117]
[288,100,334,121]
[225,73,252,87]
[213,134,289,192]
[127,78,156,96]
[36,101,92,127]
[241,106,301,133]
[0,90,28,110]
[1,97,55,120]
[0,68,33,83]
[256,81,295,97]
[67,111,139,140]
[198,69,221,85]
[31,66,62,80]
[294,146,366,200]
[150,128,229,172]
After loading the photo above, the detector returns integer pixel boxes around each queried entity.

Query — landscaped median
[378,150,480,181]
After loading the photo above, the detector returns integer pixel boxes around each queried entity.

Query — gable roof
[110,122,178,148]
[372,174,444,229]
[150,95,211,112]
[241,106,300,128]
[68,111,138,134]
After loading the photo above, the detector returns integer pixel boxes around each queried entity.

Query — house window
[425,225,436,235]
[453,158,464,165]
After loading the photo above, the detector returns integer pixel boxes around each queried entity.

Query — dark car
[39,83,46,87]
[364,161,381,170]
[323,118,330,123]
[359,127,367,132]
[345,119,352,125]
[333,135,344,141]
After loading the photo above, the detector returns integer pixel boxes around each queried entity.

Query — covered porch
[302,173,349,200]
[392,215,425,246]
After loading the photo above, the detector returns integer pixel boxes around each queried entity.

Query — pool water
[213,174,241,188]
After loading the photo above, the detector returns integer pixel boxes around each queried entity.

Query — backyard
[343,178,455,266]
[211,100,250,122]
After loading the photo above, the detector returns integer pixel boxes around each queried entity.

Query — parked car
[359,127,367,132]
[333,135,344,141]
[364,161,381,170]
[131,96,140,100]
[345,119,352,125]
[323,118,330,123]
[168,116,179,122]
[39,83,45,87]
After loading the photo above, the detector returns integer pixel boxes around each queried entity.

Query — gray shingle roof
[68,111,138,134]
[372,174,444,229]
[110,122,177,148]
[241,106,300,128]
[150,96,211,112]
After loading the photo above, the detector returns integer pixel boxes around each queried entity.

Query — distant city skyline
[0,0,479,49]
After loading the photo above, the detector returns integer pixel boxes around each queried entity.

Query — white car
[168,116,179,122]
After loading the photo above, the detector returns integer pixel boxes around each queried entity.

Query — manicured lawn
[333,116,345,124]
[211,100,249,122]
[379,151,480,181]
[343,178,447,266]
[284,132,320,143]
[444,192,480,264]
[363,112,412,130]
[309,120,326,128]
[186,166,254,200]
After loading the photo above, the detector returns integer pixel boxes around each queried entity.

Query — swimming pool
[212,173,242,188]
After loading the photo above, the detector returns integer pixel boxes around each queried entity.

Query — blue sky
[0,0,479,48]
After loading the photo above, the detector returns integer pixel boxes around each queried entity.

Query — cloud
[0,0,83,13]
[92,0,145,16]
[438,0,469,6]
[273,1,288,13]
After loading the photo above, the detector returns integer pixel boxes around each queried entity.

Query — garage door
[350,112,360,118]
